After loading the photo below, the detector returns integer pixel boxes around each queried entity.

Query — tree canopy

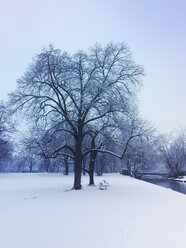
[9,42,144,189]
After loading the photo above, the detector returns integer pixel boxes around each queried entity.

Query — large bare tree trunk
[74,162,82,189]
[88,151,97,185]
[73,137,82,190]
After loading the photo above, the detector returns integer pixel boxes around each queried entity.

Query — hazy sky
[1,0,186,134]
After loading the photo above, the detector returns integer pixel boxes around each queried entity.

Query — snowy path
[0,173,186,248]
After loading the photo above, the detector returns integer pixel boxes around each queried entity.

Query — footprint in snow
[24,197,38,200]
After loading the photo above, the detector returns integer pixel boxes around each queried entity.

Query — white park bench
[99,180,110,190]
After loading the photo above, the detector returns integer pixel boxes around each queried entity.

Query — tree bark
[88,153,96,185]
[88,137,97,185]
[74,164,82,189]
[73,136,83,190]
[89,168,94,185]
[65,162,69,175]
[64,156,69,175]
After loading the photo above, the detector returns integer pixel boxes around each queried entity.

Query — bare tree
[0,103,12,170]
[18,135,38,172]
[159,129,186,177]
[9,42,143,189]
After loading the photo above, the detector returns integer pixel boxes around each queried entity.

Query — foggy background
[1,0,186,133]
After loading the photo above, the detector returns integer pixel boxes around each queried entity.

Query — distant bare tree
[160,129,186,177]
[0,103,12,170]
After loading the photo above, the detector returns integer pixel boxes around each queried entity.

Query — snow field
[0,173,186,248]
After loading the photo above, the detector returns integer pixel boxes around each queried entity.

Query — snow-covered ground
[0,173,186,248]
[173,176,186,182]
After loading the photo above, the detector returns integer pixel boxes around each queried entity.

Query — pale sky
[1,0,186,134]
